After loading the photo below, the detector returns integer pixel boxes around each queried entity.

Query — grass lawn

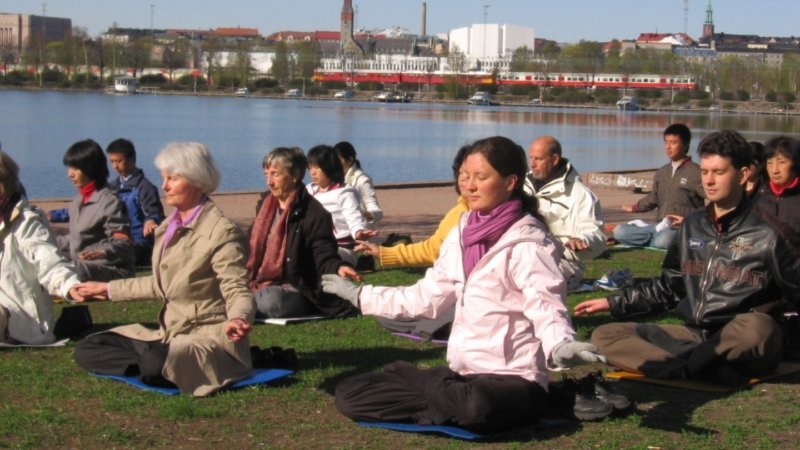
[2,247,800,448]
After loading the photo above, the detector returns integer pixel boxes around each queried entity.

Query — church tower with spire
[702,0,715,39]
[340,0,364,55]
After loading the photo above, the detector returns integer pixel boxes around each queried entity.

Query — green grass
[1,248,799,448]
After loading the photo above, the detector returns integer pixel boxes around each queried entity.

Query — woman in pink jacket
[322,136,604,433]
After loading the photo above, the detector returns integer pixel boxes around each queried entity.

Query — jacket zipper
[697,227,722,324]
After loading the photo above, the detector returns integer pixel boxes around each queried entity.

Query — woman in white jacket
[334,141,383,225]
[306,145,376,265]
[0,152,83,344]
[322,136,604,433]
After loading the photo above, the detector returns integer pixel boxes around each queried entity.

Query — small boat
[468,91,492,106]
[109,76,137,94]
[373,90,411,103]
[616,96,640,111]
[236,87,250,97]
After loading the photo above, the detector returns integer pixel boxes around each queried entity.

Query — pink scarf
[461,199,523,278]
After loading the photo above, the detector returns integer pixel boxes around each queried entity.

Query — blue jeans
[613,223,676,249]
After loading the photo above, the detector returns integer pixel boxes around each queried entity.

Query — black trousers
[335,361,547,433]
[74,332,175,387]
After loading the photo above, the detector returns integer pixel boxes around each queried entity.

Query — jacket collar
[704,197,751,233]
[530,160,577,194]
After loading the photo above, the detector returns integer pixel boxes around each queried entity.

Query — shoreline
[4,85,798,116]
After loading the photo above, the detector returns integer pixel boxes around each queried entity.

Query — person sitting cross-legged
[323,136,608,432]
[613,123,705,249]
[575,130,800,386]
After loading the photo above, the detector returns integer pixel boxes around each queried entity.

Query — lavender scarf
[461,198,523,278]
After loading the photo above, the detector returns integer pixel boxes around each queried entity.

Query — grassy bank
[1,248,799,449]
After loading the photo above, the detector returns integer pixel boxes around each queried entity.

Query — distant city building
[340,0,364,55]
[449,23,534,60]
[0,13,71,61]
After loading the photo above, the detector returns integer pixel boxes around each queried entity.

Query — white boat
[110,76,137,94]
[236,87,250,97]
[468,91,492,105]
[616,96,640,111]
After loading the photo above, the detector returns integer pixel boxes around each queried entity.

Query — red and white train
[314,69,697,90]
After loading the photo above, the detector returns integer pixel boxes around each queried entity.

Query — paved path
[33,171,658,241]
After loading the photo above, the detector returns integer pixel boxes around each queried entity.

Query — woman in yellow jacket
[355,146,470,340]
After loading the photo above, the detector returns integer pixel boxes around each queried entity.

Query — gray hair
[154,142,220,194]
[263,147,307,180]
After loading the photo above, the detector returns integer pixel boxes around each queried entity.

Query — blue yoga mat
[92,368,294,395]
[357,418,569,440]
[358,422,484,440]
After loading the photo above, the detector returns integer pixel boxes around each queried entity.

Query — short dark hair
[63,139,109,187]
[664,123,692,150]
[749,141,765,166]
[763,136,800,175]
[307,145,344,184]
[334,141,361,169]
[696,130,752,170]
[106,138,136,162]
[452,144,471,195]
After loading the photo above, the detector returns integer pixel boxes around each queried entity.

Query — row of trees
[6,27,799,102]
[507,40,799,101]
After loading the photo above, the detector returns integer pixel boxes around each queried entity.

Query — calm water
[2,90,798,199]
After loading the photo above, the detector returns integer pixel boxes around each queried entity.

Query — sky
[2,0,798,44]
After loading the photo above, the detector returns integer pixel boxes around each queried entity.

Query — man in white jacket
[524,136,607,291]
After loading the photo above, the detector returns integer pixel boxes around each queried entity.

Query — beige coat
[107,201,255,396]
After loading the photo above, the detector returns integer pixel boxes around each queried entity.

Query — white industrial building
[448,24,535,60]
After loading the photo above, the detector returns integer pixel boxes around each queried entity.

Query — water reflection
[0,90,796,199]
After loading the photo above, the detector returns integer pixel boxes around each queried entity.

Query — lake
[1,90,798,199]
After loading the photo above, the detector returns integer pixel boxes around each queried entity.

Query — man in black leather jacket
[575,130,800,385]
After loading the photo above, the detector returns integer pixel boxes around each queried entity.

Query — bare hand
[574,298,611,316]
[79,250,106,261]
[665,214,684,228]
[354,229,378,241]
[143,219,158,237]
[565,238,589,252]
[224,318,251,342]
[622,205,635,213]
[67,286,86,303]
[338,265,363,283]
[354,240,380,257]
[75,281,110,301]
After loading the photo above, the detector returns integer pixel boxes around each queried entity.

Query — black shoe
[382,233,412,247]
[587,371,631,410]
[561,375,613,421]
[355,255,376,272]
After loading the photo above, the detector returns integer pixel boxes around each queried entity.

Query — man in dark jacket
[575,130,800,385]
[106,138,165,265]
[613,123,705,249]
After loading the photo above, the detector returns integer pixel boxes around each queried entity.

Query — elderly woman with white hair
[74,142,256,397]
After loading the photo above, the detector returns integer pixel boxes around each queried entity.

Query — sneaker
[561,375,613,421]
[587,372,631,410]
[593,268,634,291]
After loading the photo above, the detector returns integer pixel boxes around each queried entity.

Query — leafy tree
[295,41,321,81]
[510,46,535,71]
[447,45,466,73]
[271,41,290,85]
